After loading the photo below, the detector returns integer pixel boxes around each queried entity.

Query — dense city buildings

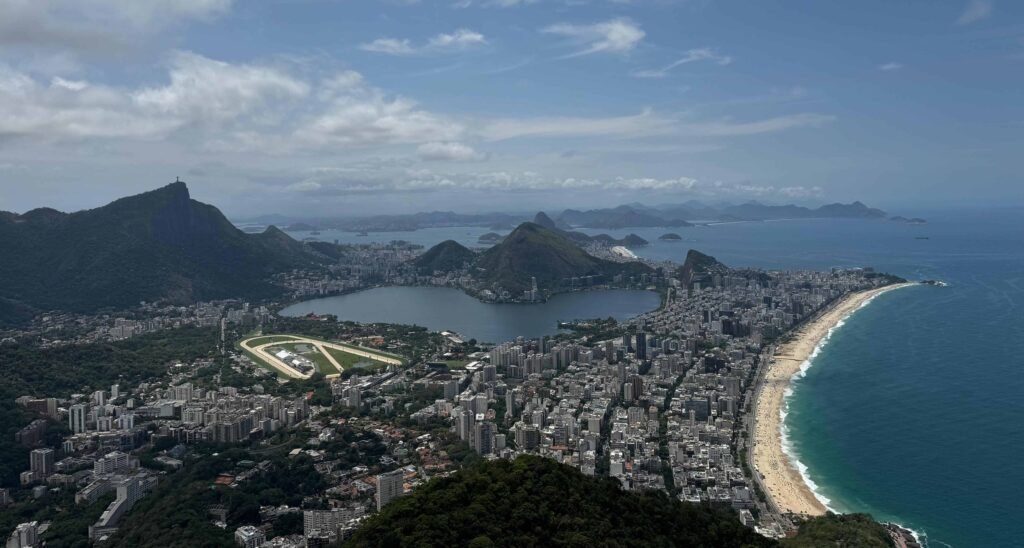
[1,235,902,545]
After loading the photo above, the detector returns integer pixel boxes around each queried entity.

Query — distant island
[890,215,928,224]
[659,233,683,241]
[477,232,504,244]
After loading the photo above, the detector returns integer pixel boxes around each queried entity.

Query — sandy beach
[752,283,916,516]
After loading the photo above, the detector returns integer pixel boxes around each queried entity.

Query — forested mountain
[413,240,477,274]
[475,223,652,293]
[0,182,317,325]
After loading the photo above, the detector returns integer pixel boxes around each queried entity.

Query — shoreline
[752,282,917,517]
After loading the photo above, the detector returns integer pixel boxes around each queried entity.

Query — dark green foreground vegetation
[345,456,893,548]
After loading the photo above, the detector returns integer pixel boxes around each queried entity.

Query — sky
[0,0,1022,217]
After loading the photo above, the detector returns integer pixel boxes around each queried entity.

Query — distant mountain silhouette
[556,201,889,228]
[0,182,317,324]
[558,205,693,229]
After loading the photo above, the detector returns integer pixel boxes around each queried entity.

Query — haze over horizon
[1,0,1022,217]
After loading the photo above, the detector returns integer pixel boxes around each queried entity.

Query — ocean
[288,210,1023,545]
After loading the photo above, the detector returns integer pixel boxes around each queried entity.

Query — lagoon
[278,286,660,344]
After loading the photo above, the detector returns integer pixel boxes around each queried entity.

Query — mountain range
[557,200,887,228]
[0,182,318,325]
[242,200,901,232]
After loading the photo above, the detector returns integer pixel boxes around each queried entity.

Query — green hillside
[346,456,895,547]
[346,455,773,547]
[475,222,652,293]
[0,182,318,324]
[413,239,477,274]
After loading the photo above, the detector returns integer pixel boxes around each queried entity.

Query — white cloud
[360,29,487,55]
[452,0,539,7]
[283,169,702,194]
[675,113,835,137]
[480,110,834,141]
[0,0,233,53]
[300,94,463,147]
[712,181,824,200]
[878,62,903,71]
[50,76,88,90]
[417,141,485,161]
[359,38,416,55]
[481,109,672,141]
[632,47,733,78]
[427,29,488,50]
[133,51,309,123]
[0,64,179,140]
[0,53,458,149]
[956,0,992,25]
[542,18,645,58]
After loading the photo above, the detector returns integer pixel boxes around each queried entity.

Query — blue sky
[0,0,1021,216]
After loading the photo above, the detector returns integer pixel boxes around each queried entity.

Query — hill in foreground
[346,456,896,548]
[346,455,773,547]
[0,182,317,324]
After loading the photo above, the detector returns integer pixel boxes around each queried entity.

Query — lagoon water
[284,210,1024,546]
[279,286,661,344]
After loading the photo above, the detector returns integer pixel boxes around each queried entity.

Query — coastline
[752,282,917,517]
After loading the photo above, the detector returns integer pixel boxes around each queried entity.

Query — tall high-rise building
[29,449,54,479]
[444,379,458,401]
[473,422,495,455]
[376,470,405,511]
[69,404,87,434]
[635,331,647,360]
[514,422,541,451]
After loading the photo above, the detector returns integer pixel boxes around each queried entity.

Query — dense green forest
[345,455,774,547]
[345,456,894,548]
[783,513,895,548]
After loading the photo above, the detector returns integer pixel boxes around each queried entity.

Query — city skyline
[2,1,1022,216]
